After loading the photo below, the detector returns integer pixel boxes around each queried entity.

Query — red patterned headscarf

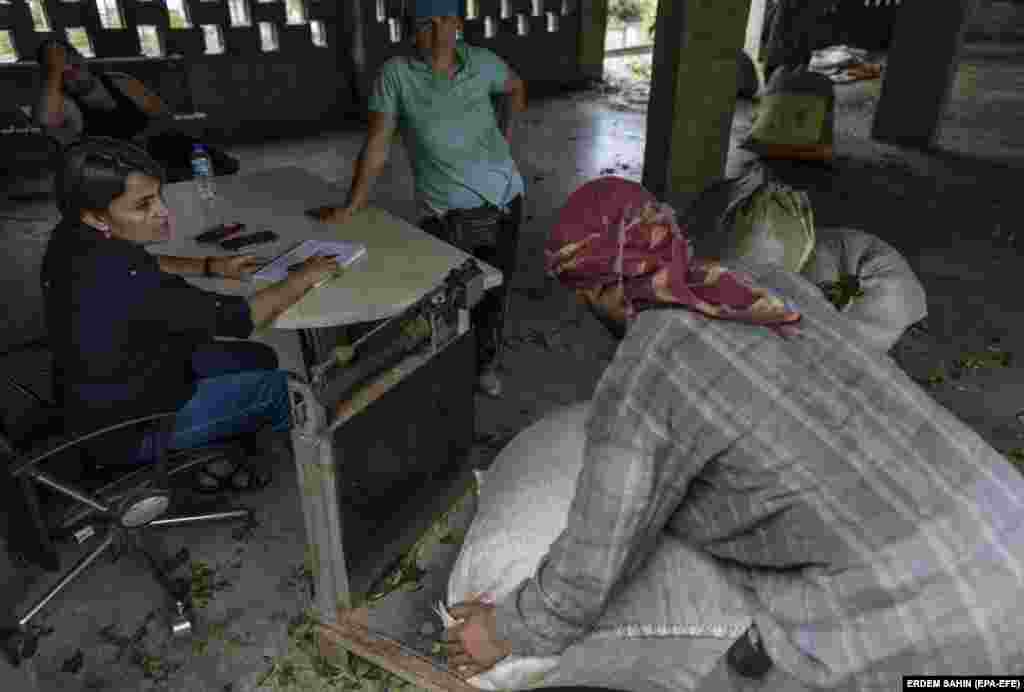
[545,177,801,330]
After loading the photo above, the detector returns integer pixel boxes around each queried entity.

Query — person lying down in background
[34,38,239,183]
[442,176,1024,692]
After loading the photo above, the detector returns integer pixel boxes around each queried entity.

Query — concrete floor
[2,38,1024,691]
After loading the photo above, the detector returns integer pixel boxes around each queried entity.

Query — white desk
[157,168,489,620]
[157,166,501,331]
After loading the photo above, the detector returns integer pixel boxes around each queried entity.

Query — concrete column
[578,0,610,82]
[743,0,769,63]
[343,0,372,106]
[871,0,980,149]
[642,0,752,212]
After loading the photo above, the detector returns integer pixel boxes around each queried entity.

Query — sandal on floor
[194,457,271,494]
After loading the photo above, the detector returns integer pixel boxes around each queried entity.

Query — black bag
[146,131,240,182]
[443,204,506,252]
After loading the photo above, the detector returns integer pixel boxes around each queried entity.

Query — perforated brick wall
[359,0,582,94]
[1,0,591,144]
[0,0,347,141]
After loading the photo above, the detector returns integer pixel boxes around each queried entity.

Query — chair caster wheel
[169,618,192,638]
[170,615,193,638]
[169,602,193,638]
[0,628,39,667]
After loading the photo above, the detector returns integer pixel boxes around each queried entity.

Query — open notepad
[253,239,368,282]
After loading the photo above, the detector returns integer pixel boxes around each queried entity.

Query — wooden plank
[318,614,478,692]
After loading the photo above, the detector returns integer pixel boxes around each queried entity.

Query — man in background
[318,0,528,397]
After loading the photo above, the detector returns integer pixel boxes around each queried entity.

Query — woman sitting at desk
[34,38,239,183]
[41,137,339,491]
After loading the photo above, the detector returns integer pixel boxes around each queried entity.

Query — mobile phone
[220,230,279,251]
[195,223,246,244]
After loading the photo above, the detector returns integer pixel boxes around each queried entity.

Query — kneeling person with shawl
[443,177,1024,690]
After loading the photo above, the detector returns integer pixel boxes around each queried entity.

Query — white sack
[447,402,591,690]
[800,228,928,352]
[446,402,753,691]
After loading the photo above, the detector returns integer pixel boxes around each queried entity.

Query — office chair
[0,338,256,667]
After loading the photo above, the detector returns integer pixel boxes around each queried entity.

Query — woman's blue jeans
[167,368,291,452]
[138,341,290,460]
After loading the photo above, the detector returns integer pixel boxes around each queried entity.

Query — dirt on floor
[1,36,1023,692]
[523,40,1024,468]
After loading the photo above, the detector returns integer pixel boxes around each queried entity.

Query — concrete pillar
[740,0,770,94]
[642,0,752,212]
[578,0,610,82]
[344,0,372,106]
[743,0,769,63]
[871,0,980,149]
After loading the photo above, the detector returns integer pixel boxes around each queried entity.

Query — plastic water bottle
[190,144,216,198]
[190,144,218,228]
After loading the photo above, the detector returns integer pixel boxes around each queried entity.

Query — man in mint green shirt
[320,0,527,397]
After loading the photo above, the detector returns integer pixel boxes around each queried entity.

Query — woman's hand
[212,254,263,280]
[443,600,513,680]
[289,254,341,291]
[246,255,341,329]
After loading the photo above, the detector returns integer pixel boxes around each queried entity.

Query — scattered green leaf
[925,368,946,387]
[304,546,320,580]
[439,528,466,545]
[194,622,248,657]
[359,475,478,607]
[136,653,176,681]
[1005,448,1024,473]
[954,348,1012,371]
[819,273,865,311]
[365,559,427,605]
[258,609,429,691]
[190,561,233,610]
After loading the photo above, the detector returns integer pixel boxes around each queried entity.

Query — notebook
[253,239,368,282]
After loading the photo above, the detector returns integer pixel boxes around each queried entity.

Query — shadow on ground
[1,39,1023,691]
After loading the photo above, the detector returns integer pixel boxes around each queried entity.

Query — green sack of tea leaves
[707,179,817,275]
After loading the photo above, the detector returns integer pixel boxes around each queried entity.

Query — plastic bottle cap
[192,144,206,153]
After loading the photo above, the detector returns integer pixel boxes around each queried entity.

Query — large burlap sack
[447,402,591,690]
[742,65,835,162]
[446,403,753,692]
[800,228,928,352]
[507,531,753,692]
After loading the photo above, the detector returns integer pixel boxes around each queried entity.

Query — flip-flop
[194,458,271,494]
